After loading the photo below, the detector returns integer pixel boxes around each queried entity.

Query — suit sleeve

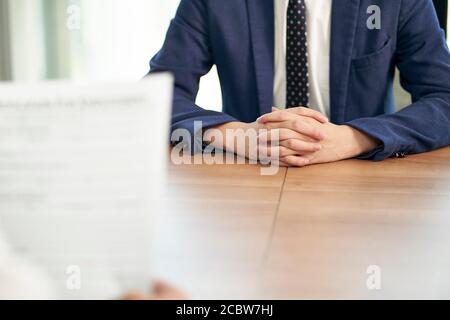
[346,0,450,161]
[149,0,237,153]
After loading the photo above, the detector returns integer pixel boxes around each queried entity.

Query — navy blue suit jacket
[150,0,450,160]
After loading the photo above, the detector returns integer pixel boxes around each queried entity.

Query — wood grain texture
[156,159,287,299]
[157,147,450,299]
[265,148,450,299]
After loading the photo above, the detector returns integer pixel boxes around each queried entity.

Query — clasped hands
[210,107,379,167]
[254,107,379,167]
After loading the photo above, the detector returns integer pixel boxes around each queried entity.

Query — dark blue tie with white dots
[286,0,309,109]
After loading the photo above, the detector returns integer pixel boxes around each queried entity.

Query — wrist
[213,121,253,133]
[341,125,380,157]
[205,121,255,153]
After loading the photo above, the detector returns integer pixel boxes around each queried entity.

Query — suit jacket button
[395,152,407,158]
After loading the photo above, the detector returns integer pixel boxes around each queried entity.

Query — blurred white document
[0,74,173,299]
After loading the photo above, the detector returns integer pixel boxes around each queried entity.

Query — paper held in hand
[0,74,173,299]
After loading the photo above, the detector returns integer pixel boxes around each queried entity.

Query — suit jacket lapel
[330,0,361,123]
[246,0,274,116]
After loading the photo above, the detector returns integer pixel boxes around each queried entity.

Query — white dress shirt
[273,0,333,117]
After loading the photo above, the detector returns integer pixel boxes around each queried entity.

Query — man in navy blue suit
[150,0,450,166]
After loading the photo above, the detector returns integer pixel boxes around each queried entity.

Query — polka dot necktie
[286,0,309,108]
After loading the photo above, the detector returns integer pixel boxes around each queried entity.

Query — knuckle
[293,158,302,167]
[287,139,296,149]
[283,156,294,165]
[303,143,313,151]
[297,107,306,115]
[279,147,288,157]
[304,117,316,125]
[313,129,322,138]
[296,159,307,167]
[279,130,288,140]
[293,119,303,131]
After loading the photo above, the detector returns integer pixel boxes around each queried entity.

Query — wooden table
[155,147,450,299]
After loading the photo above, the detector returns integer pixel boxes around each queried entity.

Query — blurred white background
[0,0,223,111]
[0,0,449,111]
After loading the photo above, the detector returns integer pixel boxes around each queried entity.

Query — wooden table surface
[155,147,450,299]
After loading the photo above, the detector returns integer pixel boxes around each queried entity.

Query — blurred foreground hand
[122,281,186,300]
